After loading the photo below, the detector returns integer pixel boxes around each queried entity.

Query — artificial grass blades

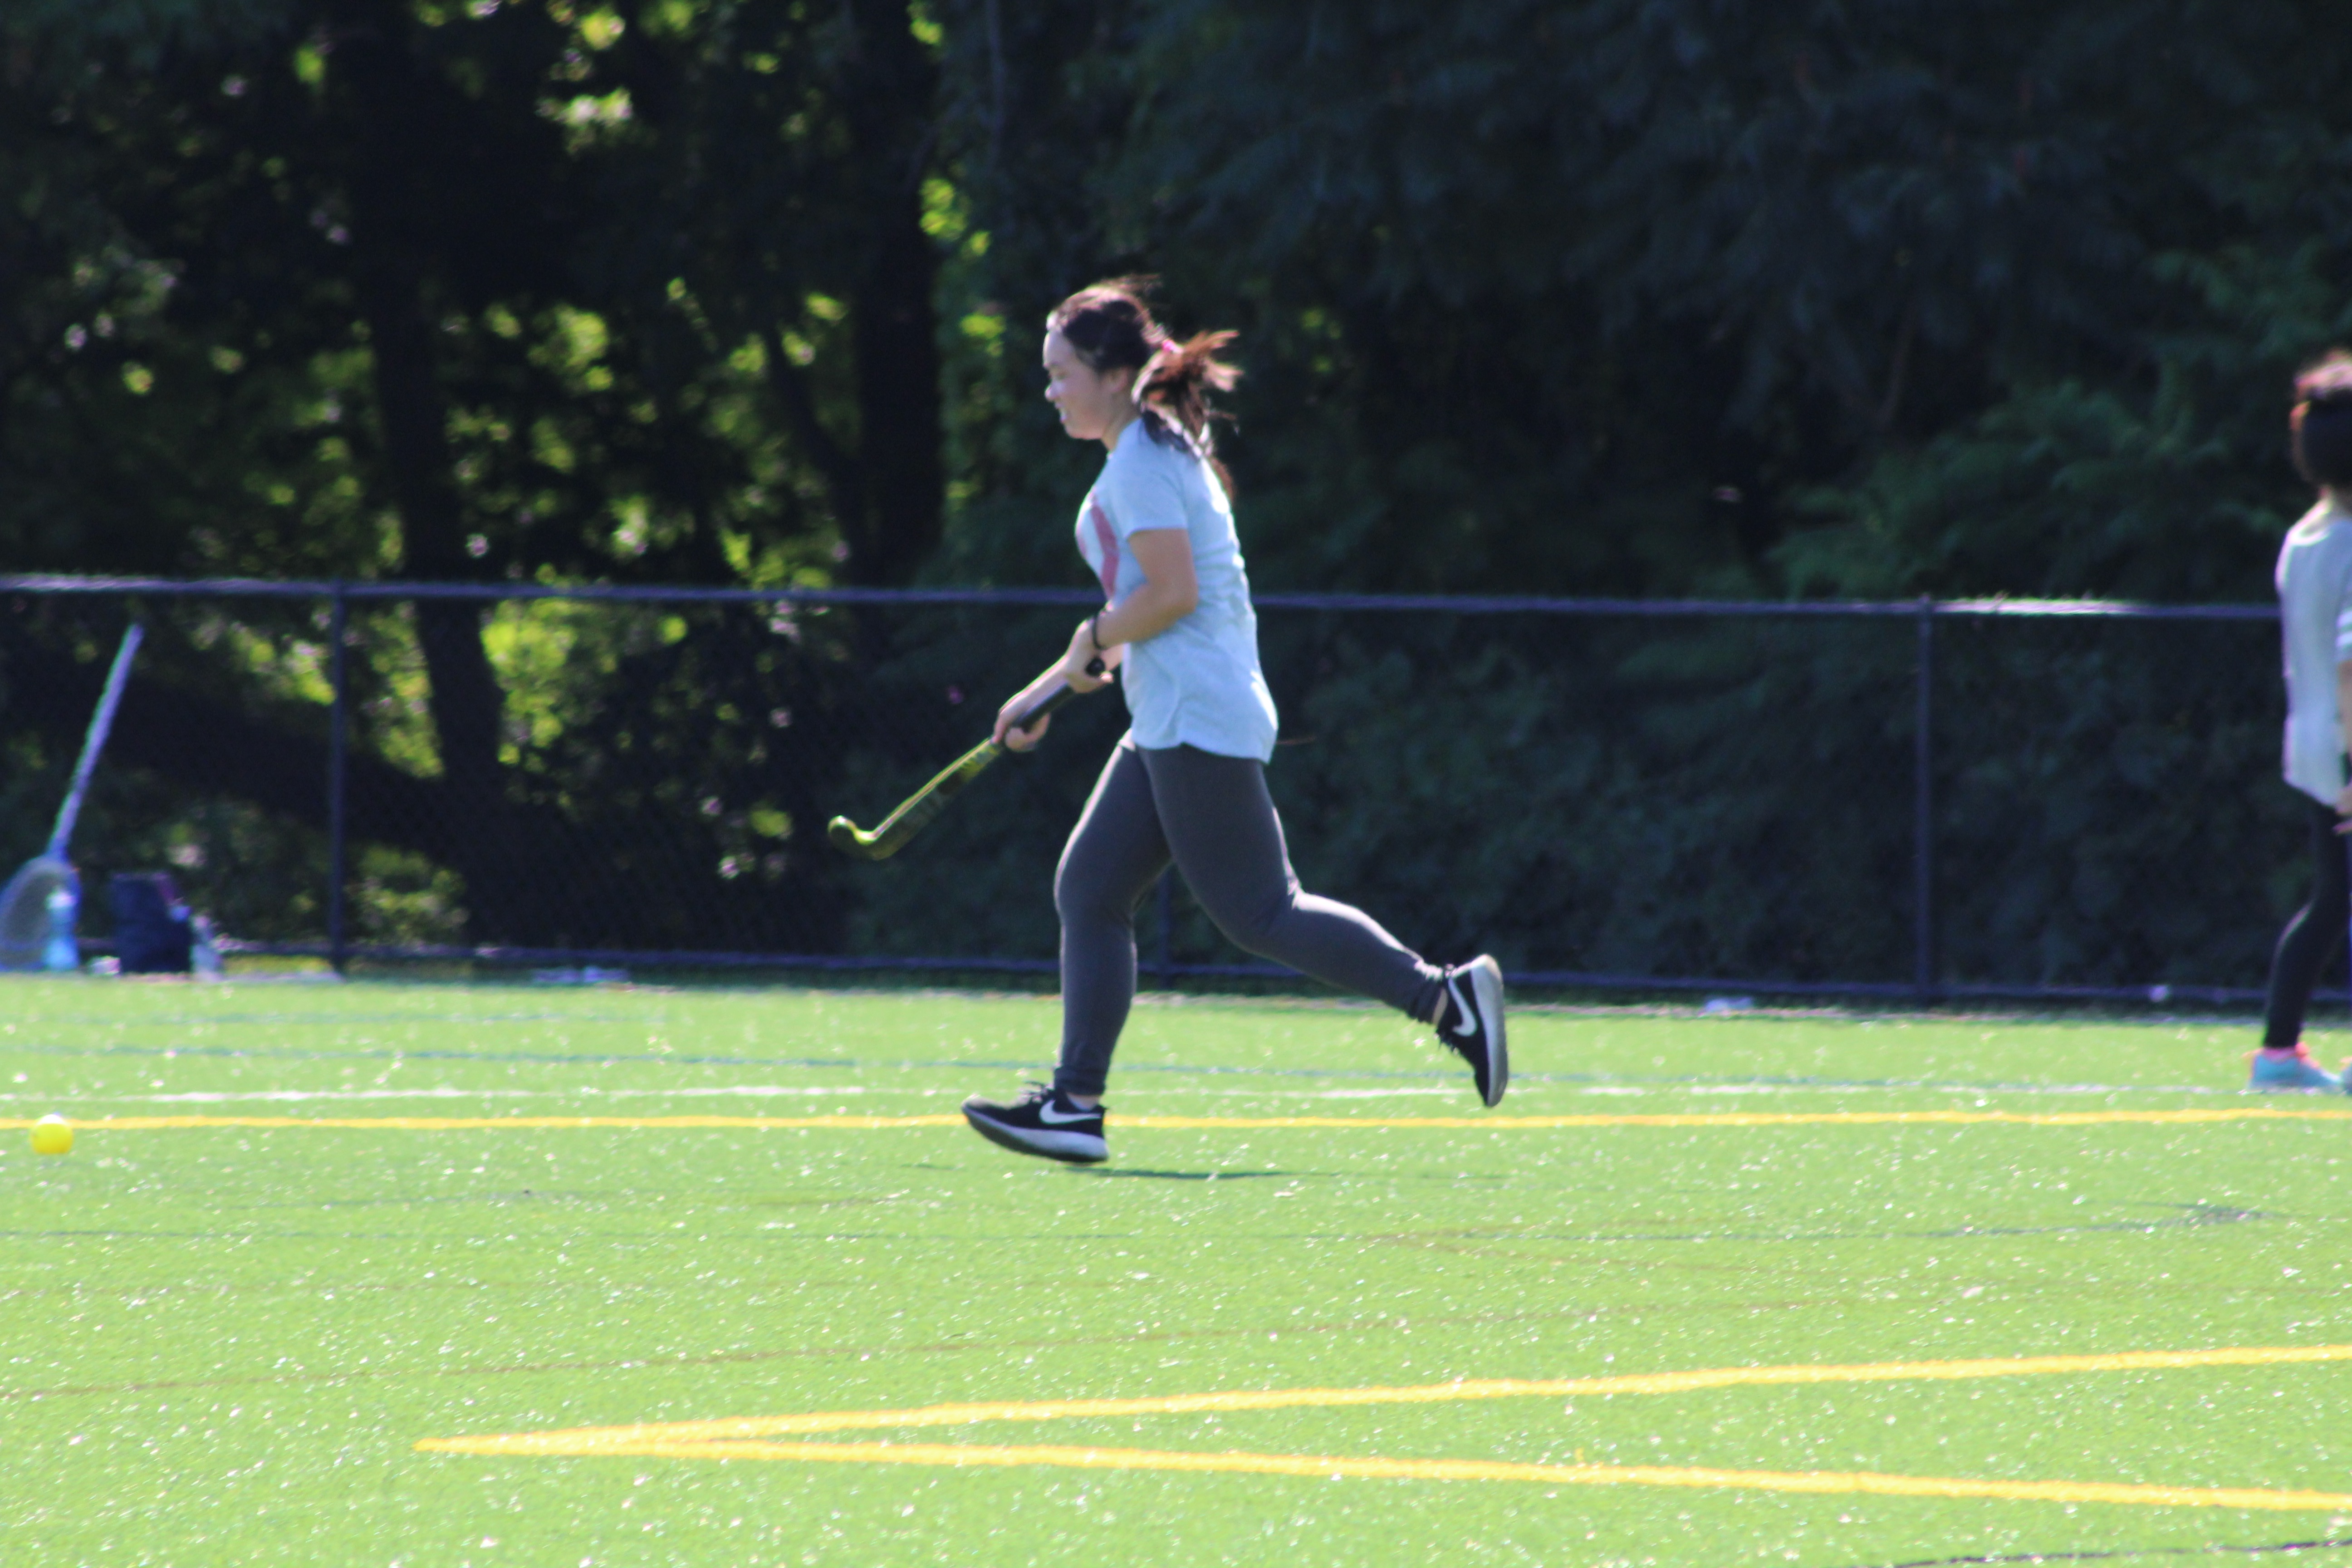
[2,978,2348,1566]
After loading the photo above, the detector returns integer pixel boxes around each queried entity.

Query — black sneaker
[1437,955,1508,1107]
[960,1083,1108,1164]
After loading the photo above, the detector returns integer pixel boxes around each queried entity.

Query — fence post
[327,582,349,976]
[1913,596,1935,1002]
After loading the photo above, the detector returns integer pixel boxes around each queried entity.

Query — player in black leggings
[958,280,1506,1163]
[2254,351,2352,1091]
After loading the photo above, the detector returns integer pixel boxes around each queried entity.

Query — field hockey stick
[827,668,1105,861]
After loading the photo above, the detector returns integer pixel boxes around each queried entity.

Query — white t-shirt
[2276,498,2352,804]
[1075,417,1279,761]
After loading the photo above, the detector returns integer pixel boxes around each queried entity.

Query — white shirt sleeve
[1095,431,1191,543]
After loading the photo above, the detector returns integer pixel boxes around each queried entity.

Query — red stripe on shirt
[1089,501,1120,600]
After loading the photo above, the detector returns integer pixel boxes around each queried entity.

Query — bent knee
[1197,889,1292,956]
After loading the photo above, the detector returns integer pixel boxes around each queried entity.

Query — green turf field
[4,976,2351,1567]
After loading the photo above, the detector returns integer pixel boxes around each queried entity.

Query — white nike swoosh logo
[1447,976,1477,1037]
[1038,1102,1096,1124]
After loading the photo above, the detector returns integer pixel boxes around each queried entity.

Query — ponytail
[1134,329,1240,451]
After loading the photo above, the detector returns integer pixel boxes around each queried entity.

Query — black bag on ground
[111,872,193,974]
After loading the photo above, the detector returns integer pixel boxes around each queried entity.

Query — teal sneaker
[2248,1044,2342,1092]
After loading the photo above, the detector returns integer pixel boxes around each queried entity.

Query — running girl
[959,279,1505,1164]
[2255,349,2352,1091]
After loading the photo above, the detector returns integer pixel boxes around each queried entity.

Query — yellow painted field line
[416,1344,2352,1450]
[408,1436,2352,1512]
[0,1114,963,1131]
[8,1108,2351,1133]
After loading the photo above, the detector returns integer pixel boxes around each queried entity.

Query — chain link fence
[0,577,2301,1004]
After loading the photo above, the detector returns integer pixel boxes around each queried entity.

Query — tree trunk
[337,1,527,938]
[840,0,944,587]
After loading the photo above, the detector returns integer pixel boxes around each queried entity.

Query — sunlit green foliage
[13,1,2352,593]
[0,0,952,947]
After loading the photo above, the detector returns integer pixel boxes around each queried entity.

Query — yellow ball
[31,1115,73,1156]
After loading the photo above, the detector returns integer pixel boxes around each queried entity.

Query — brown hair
[1048,277,1240,490]
[2293,349,2352,490]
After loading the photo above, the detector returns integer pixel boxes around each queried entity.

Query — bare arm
[1085,529,1199,653]
[995,529,1200,750]
[2334,658,2352,825]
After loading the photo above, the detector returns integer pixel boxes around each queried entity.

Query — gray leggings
[1054,736,1444,1097]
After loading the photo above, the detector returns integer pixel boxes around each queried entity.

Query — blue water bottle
[42,883,78,971]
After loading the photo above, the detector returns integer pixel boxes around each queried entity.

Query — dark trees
[25,1,2346,607]
[4,0,2351,971]
[1,0,960,941]
[934,0,2352,602]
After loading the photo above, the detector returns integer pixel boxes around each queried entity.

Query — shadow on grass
[1072,1169,1306,1181]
